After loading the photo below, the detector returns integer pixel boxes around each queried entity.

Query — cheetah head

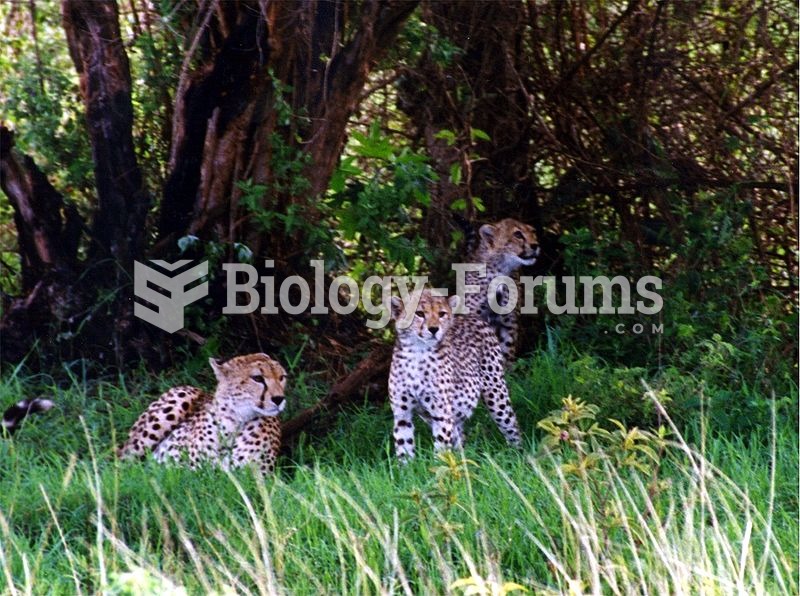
[390,289,460,345]
[476,218,539,271]
[210,353,287,421]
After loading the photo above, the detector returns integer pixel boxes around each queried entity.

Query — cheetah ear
[479,224,496,247]
[209,357,224,379]
[389,296,404,320]
[447,294,460,311]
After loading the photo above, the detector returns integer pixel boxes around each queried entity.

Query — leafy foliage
[537,395,668,477]
[0,4,92,198]
[327,122,436,275]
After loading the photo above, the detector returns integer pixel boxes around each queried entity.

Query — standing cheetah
[462,218,539,365]
[388,289,522,460]
[118,353,286,473]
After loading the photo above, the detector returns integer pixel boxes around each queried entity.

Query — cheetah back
[118,386,208,459]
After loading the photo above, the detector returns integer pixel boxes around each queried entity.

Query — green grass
[0,353,797,594]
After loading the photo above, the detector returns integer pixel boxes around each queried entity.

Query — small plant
[407,451,477,540]
[537,395,669,478]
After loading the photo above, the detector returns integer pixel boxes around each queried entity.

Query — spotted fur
[463,218,539,365]
[388,289,521,460]
[118,353,286,473]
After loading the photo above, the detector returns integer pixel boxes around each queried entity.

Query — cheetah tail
[452,212,481,257]
[2,398,55,436]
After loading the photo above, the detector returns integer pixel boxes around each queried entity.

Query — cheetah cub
[463,218,539,365]
[388,289,522,460]
[119,353,286,473]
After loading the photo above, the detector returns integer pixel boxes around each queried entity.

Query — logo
[132,257,664,333]
[134,260,208,333]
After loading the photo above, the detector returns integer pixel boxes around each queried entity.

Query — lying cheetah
[118,353,286,473]
[463,218,539,365]
[388,289,522,460]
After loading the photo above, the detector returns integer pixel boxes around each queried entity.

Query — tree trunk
[1,0,149,365]
[63,0,149,272]
[0,127,81,292]
[0,127,86,364]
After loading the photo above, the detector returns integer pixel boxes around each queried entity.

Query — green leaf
[449,163,462,185]
[434,129,457,146]
[450,198,467,212]
[177,235,199,254]
[635,444,660,463]
[233,242,253,263]
[350,129,394,160]
[470,127,491,142]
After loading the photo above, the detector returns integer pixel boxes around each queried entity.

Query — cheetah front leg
[430,418,456,452]
[451,420,466,450]
[428,397,456,453]
[391,405,416,461]
[448,402,473,450]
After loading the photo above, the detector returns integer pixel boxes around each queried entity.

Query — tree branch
[281,344,392,444]
[302,0,421,198]
[547,0,640,98]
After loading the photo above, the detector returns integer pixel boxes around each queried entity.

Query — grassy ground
[0,353,797,595]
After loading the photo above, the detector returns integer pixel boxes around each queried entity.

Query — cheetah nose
[271,395,285,406]
[531,243,540,255]
[428,326,439,335]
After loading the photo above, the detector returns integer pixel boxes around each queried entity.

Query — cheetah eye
[513,230,524,240]
[251,375,265,384]
[438,311,449,317]
[415,310,425,318]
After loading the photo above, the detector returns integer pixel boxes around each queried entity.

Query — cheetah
[118,353,286,473]
[388,288,522,460]
[462,218,539,365]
